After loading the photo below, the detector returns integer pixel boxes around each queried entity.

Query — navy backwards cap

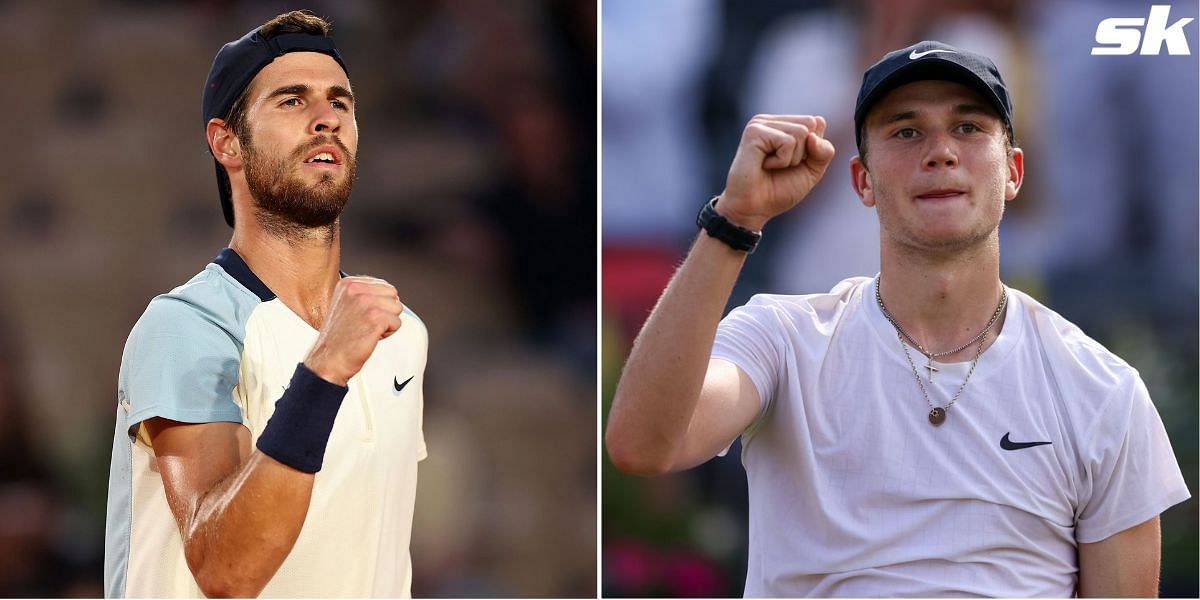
[853,40,1013,151]
[202,27,349,227]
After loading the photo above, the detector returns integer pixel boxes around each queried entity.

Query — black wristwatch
[696,197,762,253]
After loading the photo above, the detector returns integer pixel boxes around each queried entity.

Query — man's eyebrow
[329,85,355,104]
[266,84,310,100]
[879,110,918,126]
[952,103,997,118]
[265,84,355,104]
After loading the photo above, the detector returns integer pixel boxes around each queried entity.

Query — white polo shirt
[712,276,1189,597]
[104,248,427,598]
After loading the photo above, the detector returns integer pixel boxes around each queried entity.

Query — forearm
[606,233,747,474]
[184,452,315,598]
[172,364,344,597]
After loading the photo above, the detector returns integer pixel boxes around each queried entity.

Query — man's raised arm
[605,115,836,475]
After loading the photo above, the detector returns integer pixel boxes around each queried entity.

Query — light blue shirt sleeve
[118,292,246,440]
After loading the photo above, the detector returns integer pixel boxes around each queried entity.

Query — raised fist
[304,276,403,386]
[718,114,837,231]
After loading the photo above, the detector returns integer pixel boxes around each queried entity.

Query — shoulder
[126,264,263,353]
[119,264,254,429]
[1014,289,1140,391]
[733,276,869,333]
[1011,288,1147,441]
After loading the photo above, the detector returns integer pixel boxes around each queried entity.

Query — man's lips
[916,189,966,200]
[301,144,344,168]
[302,160,342,170]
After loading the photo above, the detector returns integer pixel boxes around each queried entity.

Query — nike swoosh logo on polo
[910,48,955,59]
[394,375,414,393]
[1000,432,1052,451]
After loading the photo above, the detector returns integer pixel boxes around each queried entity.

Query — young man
[104,11,427,598]
[606,41,1189,597]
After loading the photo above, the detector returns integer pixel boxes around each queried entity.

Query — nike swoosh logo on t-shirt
[910,49,955,59]
[1000,432,1052,451]
[394,375,414,393]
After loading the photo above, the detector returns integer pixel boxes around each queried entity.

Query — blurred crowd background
[0,0,595,597]
[602,0,1198,596]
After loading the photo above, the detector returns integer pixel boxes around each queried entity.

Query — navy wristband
[256,363,348,473]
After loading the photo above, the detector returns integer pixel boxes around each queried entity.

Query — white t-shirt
[711,276,1190,597]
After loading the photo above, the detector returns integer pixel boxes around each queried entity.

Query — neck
[229,220,342,330]
[877,234,1005,360]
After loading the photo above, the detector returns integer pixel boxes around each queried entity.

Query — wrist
[256,363,349,473]
[303,355,350,387]
[696,196,763,253]
[712,194,769,231]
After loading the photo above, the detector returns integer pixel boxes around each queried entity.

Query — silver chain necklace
[875,276,1008,426]
[875,276,1007,382]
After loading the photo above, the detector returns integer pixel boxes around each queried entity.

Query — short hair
[223,10,334,139]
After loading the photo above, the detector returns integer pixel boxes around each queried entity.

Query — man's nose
[923,134,958,169]
[311,103,340,135]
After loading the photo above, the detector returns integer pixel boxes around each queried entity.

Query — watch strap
[696,197,762,253]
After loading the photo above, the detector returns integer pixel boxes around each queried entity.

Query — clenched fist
[718,115,837,231]
[304,276,403,386]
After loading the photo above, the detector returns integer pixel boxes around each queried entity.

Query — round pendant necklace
[875,276,1008,426]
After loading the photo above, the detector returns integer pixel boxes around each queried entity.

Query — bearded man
[104,11,427,598]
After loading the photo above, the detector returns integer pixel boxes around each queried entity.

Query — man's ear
[850,155,874,208]
[1005,146,1024,202]
[207,118,243,169]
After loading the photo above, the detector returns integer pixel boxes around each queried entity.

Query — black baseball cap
[853,40,1013,151]
[201,26,348,226]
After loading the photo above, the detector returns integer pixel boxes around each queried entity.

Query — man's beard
[242,134,356,236]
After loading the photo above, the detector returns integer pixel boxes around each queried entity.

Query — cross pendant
[924,357,939,382]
